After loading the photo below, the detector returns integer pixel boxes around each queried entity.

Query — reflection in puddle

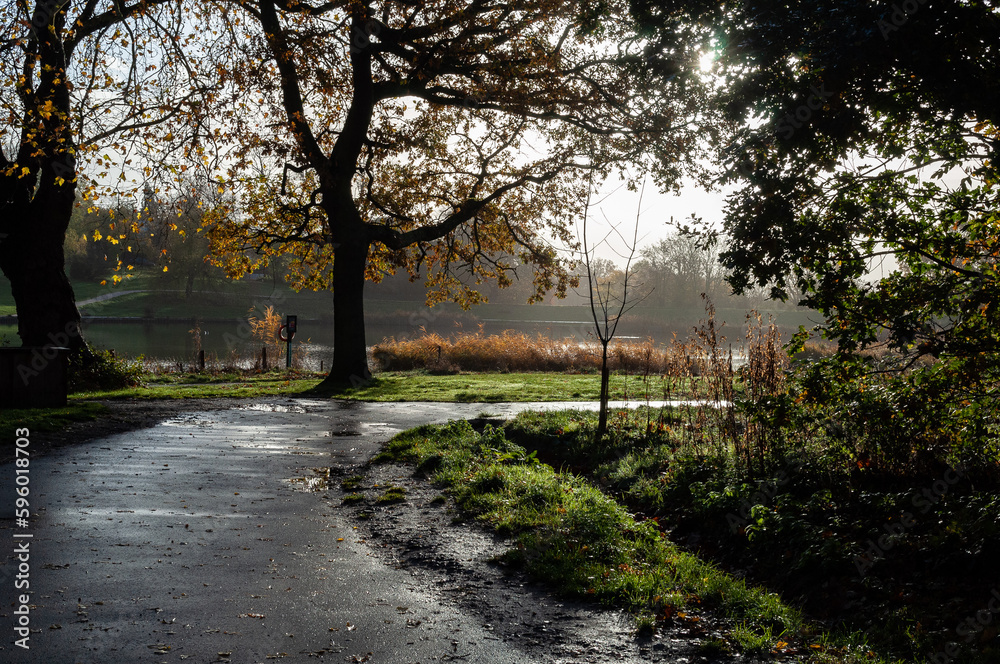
[237,403,308,413]
[68,507,248,519]
[285,467,330,492]
[160,415,214,427]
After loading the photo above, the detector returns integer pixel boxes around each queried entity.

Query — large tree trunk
[0,166,89,359]
[319,237,372,388]
[0,4,90,363]
[0,227,86,355]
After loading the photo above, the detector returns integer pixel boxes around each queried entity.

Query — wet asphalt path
[0,399,675,664]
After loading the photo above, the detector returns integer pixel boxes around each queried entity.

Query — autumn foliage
[195,0,709,383]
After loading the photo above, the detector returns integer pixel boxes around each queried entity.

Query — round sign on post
[283,315,297,369]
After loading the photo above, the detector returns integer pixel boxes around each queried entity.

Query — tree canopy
[634,0,1000,468]
[0,0,209,357]
[199,0,713,385]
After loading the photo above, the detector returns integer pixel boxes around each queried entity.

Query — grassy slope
[67,370,698,402]
[369,420,855,662]
[498,409,998,664]
[367,412,978,663]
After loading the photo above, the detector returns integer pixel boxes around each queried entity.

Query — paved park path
[1,399,707,664]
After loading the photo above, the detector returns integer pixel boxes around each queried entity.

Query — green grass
[498,409,1000,664]
[320,371,697,402]
[340,475,364,491]
[375,485,407,504]
[0,402,109,433]
[68,370,700,402]
[372,420,820,658]
[71,374,325,400]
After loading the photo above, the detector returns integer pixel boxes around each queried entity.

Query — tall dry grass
[372,304,790,477]
[371,325,700,375]
[248,305,285,362]
[621,304,788,477]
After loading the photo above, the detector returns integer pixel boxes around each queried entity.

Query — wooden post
[262,346,267,371]
[198,349,205,371]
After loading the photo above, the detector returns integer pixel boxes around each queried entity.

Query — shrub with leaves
[68,348,144,392]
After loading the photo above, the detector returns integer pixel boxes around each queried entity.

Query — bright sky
[574,177,730,266]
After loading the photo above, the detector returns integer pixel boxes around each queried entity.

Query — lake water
[0,307,805,371]
[0,317,662,371]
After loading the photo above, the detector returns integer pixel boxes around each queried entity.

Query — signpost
[279,315,297,369]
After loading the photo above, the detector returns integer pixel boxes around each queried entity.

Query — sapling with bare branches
[580,178,647,439]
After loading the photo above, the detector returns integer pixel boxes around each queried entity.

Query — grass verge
[371,420,837,659]
[71,370,701,402]
[71,372,325,400]
[0,402,109,433]
[499,408,998,664]
[314,371,700,402]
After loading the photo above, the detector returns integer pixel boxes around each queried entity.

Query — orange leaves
[37,100,56,120]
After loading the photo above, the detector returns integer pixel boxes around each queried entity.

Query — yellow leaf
[163,266,169,272]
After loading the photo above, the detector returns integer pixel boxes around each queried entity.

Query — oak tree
[201,0,711,386]
[635,0,1000,465]
[0,0,208,359]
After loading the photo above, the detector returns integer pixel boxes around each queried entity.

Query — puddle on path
[285,467,331,492]
[236,403,308,413]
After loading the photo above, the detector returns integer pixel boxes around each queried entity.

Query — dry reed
[372,303,789,477]
[371,326,700,375]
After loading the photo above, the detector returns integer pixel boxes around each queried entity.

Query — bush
[68,347,144,392]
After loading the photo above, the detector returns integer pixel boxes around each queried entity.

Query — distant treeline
[64,199,803,321]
